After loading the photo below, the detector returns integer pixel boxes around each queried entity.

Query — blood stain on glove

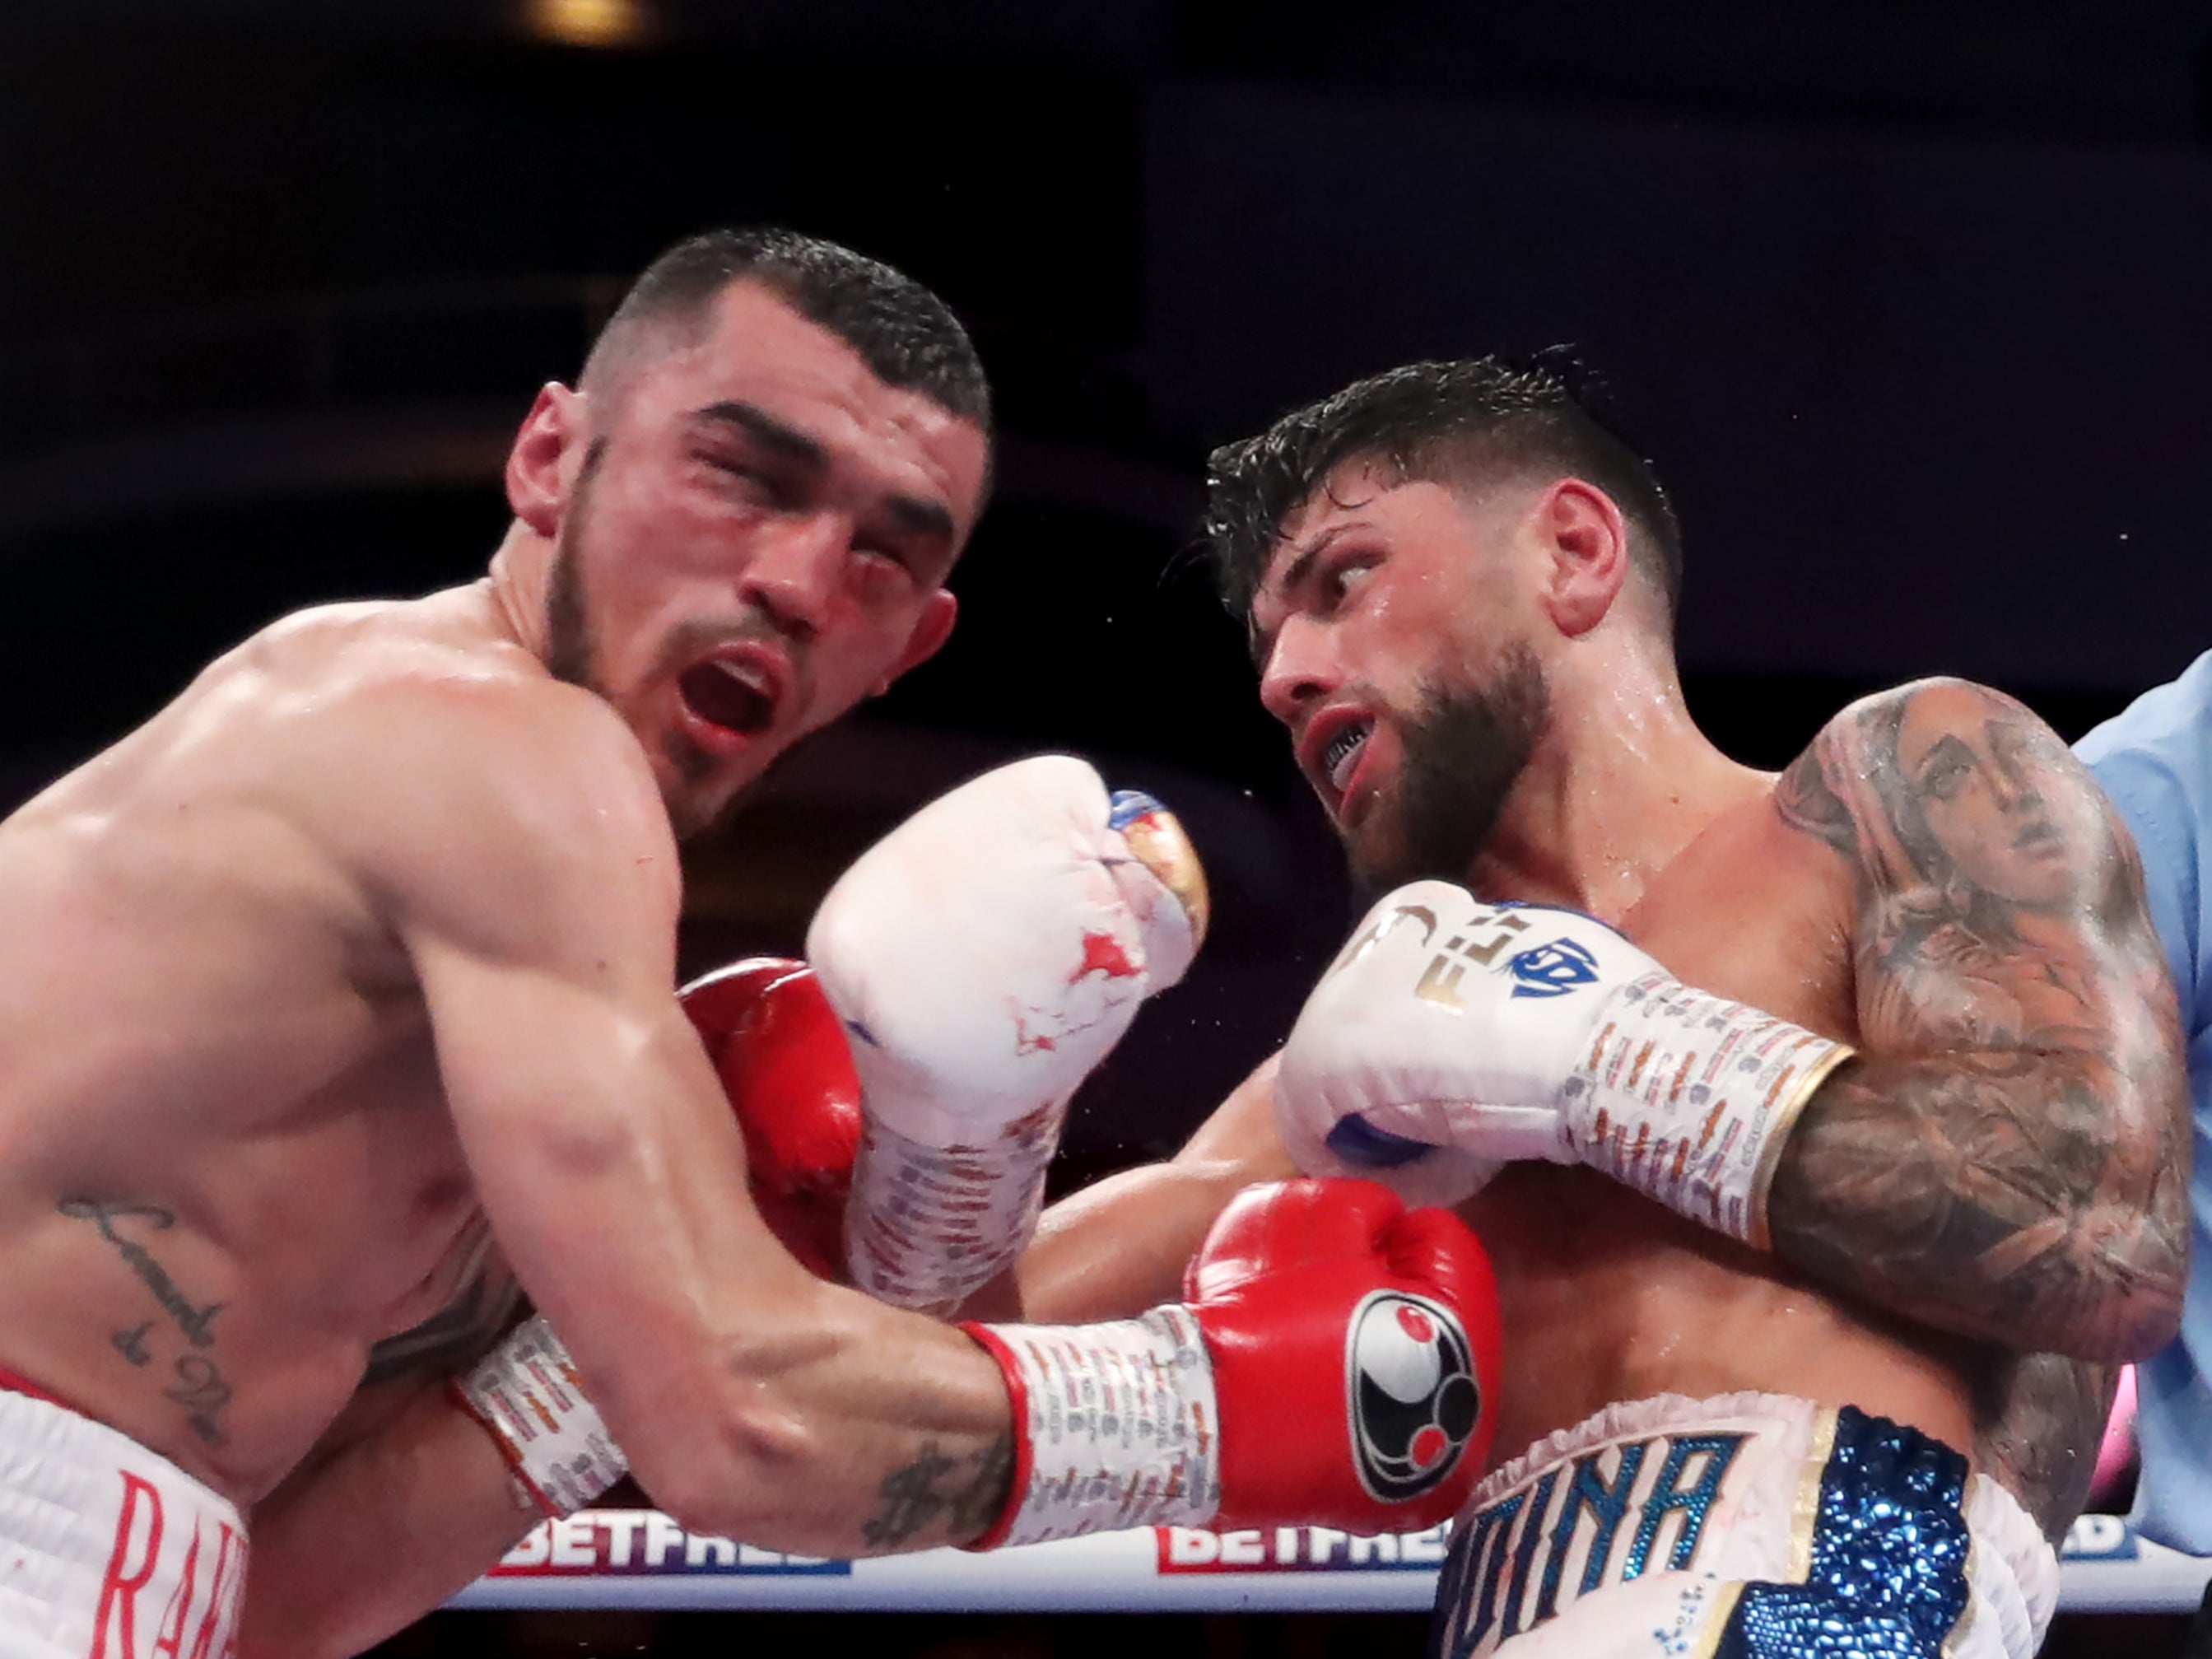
[1073,930,1140,982]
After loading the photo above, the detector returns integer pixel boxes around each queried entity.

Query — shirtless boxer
[0,231,1500,1659]
[1018,356,2190,1655]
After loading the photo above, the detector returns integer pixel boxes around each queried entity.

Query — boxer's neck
[1465,646,1763,925]
[482,524,555,666]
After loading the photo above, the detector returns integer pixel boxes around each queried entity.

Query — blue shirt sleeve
[2077,654,2210,1015]
[2077,650,2212,1552]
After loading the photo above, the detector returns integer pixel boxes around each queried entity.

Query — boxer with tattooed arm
[1017,355,2186,1657]
[0,231,1503,1659]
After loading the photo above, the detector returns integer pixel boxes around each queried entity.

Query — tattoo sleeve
[1975,1354,2117,1545]
[1767,678,2190,1364]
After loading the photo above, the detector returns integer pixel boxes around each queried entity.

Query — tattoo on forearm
[58,1198,224,1347]
[1975,1353,2117,1544]
[860,1435,1016,1549]
[112,1321,153,1368]
[1768,680,2190,1368]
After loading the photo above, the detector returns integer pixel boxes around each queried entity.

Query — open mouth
[677,657,779,738]
[1322,718,1375,795]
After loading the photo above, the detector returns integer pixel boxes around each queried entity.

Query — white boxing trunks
[1429,1392,2057,1659]
[0,1374,247,1659]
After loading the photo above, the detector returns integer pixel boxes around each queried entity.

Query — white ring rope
[443,1512,2206,1616]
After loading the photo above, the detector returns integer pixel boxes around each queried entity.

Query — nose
[1990,757,2042,813]
[739,512,847,643]
[1258,613,1338,729]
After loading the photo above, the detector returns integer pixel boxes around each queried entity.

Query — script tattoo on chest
[1764,679,2188,1540]
[58,1199,224,1345]
[164,1354,235,1448]
[59,1196,236,1449]
[112,1320,154,1368]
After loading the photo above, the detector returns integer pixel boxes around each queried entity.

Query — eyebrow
[1248,522,1357,665]
[694,400,960,552]
[882,492,957,551]
[690,400,829,473]
[1915,734,1979,777]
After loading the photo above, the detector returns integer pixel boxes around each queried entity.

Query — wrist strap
[449,1315,629,1517]
[846,1102,1067,1316]
[962,1307,1221,1550]
[1562,972,1854,1247]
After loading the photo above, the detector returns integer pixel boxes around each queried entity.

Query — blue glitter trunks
[1427,1391,2057,1658]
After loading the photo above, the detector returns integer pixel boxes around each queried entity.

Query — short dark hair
[582,227,991,436]
[1201,352,1680,625]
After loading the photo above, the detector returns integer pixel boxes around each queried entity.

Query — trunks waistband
[0,1382,249,1659]
[0,1363,85,1414]
[1431,1391,2056,1659]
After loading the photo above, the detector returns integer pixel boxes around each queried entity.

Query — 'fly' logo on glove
[1346,1292,1482,1503]
[1506,938,1601,1000]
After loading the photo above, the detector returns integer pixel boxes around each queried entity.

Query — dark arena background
[3,2,2210,1655]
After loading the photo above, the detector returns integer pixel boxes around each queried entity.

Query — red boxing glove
[1193,1180,1500,1532]
[966,1178,1500,1548]
[680,958,862,1280]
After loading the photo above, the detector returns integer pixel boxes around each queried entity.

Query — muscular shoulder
[263,617,679,944]
[365,683,670,924]
[1777,678,2169,1032]
[1776,678,2114,890]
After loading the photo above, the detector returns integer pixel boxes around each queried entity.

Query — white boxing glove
[1278,880,1854,1246]
[808,755,1208,1312]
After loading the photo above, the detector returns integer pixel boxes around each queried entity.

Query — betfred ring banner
[449,1511,2205,1615]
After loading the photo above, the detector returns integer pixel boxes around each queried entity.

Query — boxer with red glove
[455,756,1218,1517]
[454,1177,1501,1535]
[680,958,860,1280]
[964,1177,1502,1545]
[809,754,1209,1315]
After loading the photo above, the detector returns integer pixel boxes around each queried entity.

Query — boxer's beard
[545,439,605,697]
[544,447,819,842]
[543,447,724,841]
[1351,643,1549,901]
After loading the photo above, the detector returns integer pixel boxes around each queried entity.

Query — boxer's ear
[506,384,584,536]
[1531,478,1631,639]
[876,590,958,695]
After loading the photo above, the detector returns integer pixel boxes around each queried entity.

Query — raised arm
[1018,1053,1298,1322]
[239,683,1513,1658]
[1767,678,2190,1364]
[382,683,1014,1557]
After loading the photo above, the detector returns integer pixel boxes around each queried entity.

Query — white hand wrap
[962,1308,1221,1549]
[1557,971,1854,1247]
[843,1104,1067,1310]
[1280,881,1853,1246]
[811,755,1207,1314]
[450,1315,629,1517]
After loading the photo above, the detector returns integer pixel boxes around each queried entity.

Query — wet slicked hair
[1202,352,1680,626]
[581,227,991,436]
